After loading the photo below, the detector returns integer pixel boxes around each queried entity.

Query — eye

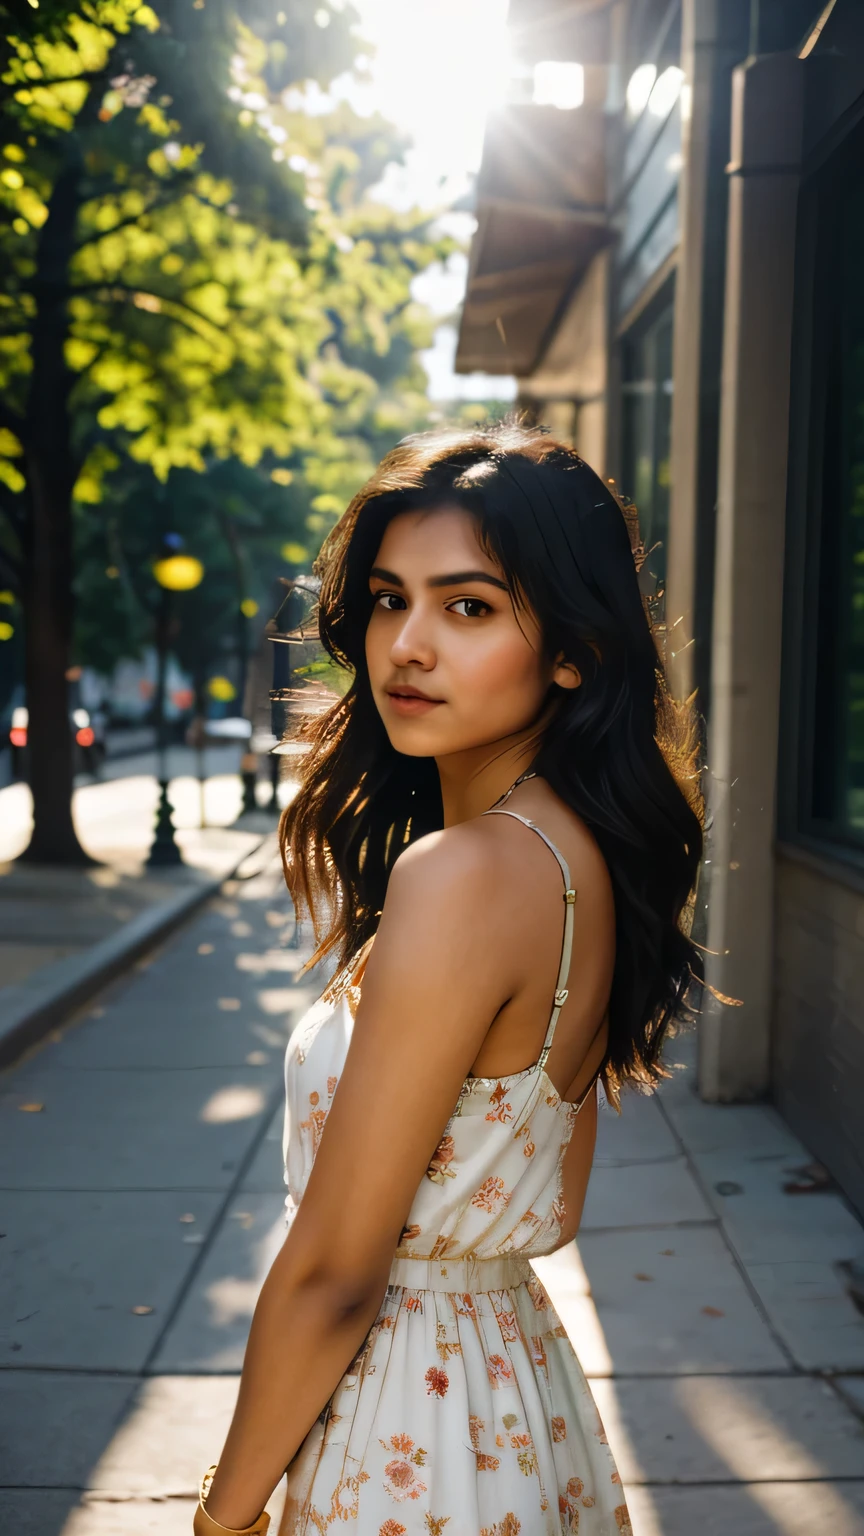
[448,597,491,618]
[373,591,406,611]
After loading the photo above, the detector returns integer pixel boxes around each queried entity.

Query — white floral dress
[279,810,631,1536]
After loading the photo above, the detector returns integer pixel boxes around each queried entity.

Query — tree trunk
[20,142,92,865]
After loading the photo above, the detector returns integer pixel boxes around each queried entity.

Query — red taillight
[10,728,26,747]
[76,726,95,747]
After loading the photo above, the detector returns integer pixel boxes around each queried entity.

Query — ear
[552,654,582,691]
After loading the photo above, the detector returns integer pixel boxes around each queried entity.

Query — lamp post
[148,544,205,867]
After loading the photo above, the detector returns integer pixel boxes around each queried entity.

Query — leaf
[18,1102,44,1112]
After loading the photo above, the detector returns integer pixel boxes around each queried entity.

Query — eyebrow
[369,565,509,593]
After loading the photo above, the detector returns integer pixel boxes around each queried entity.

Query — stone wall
[773,847,864,1219]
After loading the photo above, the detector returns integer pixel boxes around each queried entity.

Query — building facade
[457,0,864,1215]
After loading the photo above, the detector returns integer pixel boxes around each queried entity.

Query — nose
[389,600,435,670]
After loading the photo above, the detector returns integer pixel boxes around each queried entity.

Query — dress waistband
[388,1253,533,1293]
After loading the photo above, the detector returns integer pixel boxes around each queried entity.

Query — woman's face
[365,505,565,760]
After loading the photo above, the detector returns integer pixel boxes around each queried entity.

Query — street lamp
[265,573,321,809]
[148,543,204,867]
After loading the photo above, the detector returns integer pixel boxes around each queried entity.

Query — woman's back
[280,796,631,1534]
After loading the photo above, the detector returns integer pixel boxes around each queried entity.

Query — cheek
[455,625,547,708]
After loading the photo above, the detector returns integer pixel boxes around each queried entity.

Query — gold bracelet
[194,1465,271,1536]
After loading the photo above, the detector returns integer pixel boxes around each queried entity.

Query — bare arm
[203,825,516,1529]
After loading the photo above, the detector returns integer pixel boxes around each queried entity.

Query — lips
[385,684,443,716]
[388,686,439,702]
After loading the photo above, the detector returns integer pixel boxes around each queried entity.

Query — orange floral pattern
[480,1517,521,1536]
[298,1090,327,1156]
[493,1307,520,1342]
[426,1134,457,1183]
[526,1274,549,1310]
[485,1082,514,1123]
[486,1353,514,1388]
[379,1434,428,1504]
[424,1366,449,1398]
[471,1175,508,1213]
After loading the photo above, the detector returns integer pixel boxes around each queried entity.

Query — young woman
[195,423,702,1536]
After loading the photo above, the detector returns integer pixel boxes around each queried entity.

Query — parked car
[9,706,107,779]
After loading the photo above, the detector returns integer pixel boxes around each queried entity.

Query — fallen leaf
[218,998,241,1011]
[634,1273,653,1282]
[198,943,214,955]
[660,1249,675,1257]
[246,1050,268,1065]
[783,1161,834,1195]
[179,1213,196,1224]
[131,1305,154,1316]
[701,1306,724,1318]
[18,1103,44,1113]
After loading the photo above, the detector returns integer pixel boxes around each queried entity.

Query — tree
[0,0,452,860]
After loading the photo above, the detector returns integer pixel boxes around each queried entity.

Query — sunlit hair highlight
[279,421,703,1093]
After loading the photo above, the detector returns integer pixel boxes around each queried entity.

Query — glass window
[621,301,674,593]
[810,156,864,841]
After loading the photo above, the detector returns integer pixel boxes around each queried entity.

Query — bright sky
[340,0,517,402]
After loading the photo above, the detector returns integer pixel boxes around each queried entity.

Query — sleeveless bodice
[282,810,583,1268]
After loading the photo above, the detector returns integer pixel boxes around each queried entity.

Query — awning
[455,101,610,377]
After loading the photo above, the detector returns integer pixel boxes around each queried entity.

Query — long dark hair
[279,422,703,1090]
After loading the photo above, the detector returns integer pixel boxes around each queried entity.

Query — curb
[0,830,274,1071]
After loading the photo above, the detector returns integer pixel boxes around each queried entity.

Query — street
[1,847,863,1535]
[0,745,257,866]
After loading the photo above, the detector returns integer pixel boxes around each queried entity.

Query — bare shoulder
[364,820,521,1022]
[386,817,514,918]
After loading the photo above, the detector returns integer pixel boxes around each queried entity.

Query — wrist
[194,1466,270,1536]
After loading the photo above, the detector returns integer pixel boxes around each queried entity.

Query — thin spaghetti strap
[573,1066,602,1113]
[482,808,576,1070]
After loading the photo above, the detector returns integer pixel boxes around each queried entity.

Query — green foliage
[0,0,458,671]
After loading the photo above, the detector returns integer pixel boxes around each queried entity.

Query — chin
[383,720,450,758]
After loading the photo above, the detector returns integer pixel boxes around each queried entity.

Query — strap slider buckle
[554,988,569,1007]
[563,889,576,904]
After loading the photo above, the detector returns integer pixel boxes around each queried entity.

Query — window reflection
[621,303,674,594]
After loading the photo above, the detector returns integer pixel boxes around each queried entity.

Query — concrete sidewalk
[0,857,863,1534]
[537,1037,864,1533]
[0,765,280,1067]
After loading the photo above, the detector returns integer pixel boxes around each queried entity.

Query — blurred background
[3,4,864,1532]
